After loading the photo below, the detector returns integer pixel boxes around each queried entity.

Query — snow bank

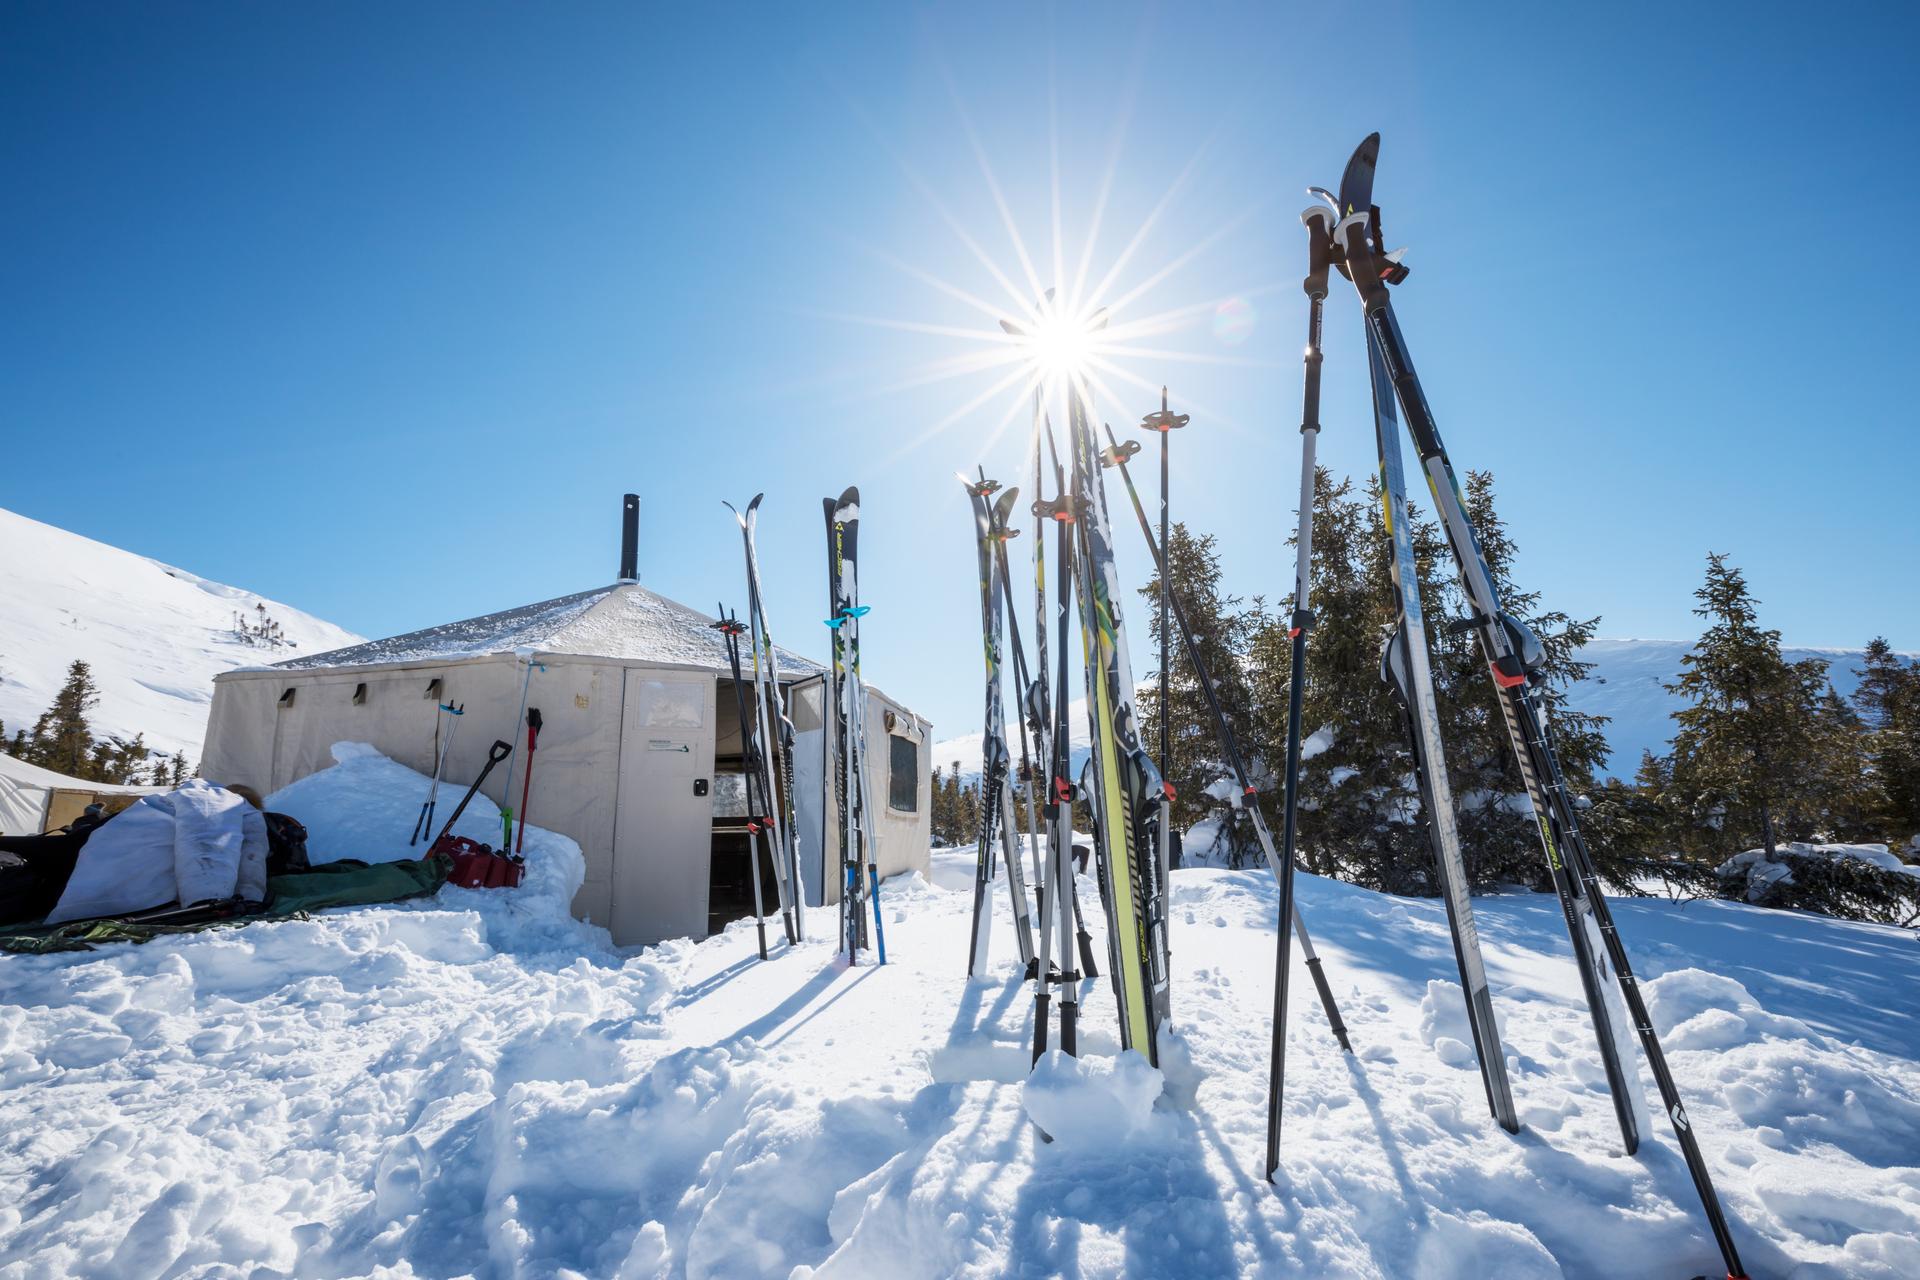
[1715,840,1920,902]
[265,741,592,955]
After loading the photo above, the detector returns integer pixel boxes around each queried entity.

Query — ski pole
[432,739,514,849]
[499,655,545,853]
[412,701,463,845]
[514,707,542,854]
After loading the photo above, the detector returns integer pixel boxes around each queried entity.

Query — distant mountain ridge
[933,638,1905,785]
[0,506,362,763]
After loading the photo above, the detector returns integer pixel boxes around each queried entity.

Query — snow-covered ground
[3,747,1918,1278]
[0,506,361,762]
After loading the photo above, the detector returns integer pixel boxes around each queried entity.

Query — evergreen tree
[29,660,100,777]
[1443,471,1609,887]
[171,752,191,787]
[1853,638,1920,848]
[1664,555,1856,858]
[957,774,980,847]
[1136,523,1257,867]
[1242,469,1440,893]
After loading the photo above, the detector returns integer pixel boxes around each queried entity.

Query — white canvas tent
[201,581,933,947]
[0,751,161,837]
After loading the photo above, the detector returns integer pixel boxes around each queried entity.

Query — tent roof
[267,583,827,678]
[0,751,163,796]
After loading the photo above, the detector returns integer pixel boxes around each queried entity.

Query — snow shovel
[431,739,513,850]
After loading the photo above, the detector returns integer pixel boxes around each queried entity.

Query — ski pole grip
[1300,207,1334,299]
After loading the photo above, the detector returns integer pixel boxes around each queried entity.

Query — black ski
[1333,132,1747,1279]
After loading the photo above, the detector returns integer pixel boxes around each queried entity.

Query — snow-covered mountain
[1572,637,1890,776]
[934,639,1901,784]
[932,694,1094,787]
[0,506,362,763]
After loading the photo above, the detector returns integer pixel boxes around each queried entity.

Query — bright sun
[999,292,1109,386]
[818,71,1277,467]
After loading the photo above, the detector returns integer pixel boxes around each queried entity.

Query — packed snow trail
[1,748,1917,1277]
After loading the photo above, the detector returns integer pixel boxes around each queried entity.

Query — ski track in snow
[2,750,1918,1278]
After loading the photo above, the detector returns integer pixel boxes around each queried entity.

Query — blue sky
[4,2,1916,742]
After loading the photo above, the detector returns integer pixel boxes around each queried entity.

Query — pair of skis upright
[725,495,806,950]
[1265,134,1748,1279]
[1063,385,1173,1064]
[961,473,1040,981]
[824,488,886,964]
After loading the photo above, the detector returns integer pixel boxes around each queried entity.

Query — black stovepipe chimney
[618,494,640,583]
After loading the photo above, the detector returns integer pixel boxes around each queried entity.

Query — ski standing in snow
[1305,131,1749,1278]
[825,487,886,964]
[727,495,805,945]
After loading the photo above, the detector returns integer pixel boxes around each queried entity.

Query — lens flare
[1212,297,1255,346]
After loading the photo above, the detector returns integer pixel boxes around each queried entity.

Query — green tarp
[0,854,451,954]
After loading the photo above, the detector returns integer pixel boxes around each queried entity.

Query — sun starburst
[818,61,1281,471]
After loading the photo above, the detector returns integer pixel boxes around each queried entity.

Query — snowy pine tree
[1663,555,1859,859]
[1136,522,1257,867]
[1854,638,1920,850]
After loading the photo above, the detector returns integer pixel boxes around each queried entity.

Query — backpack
[264,812,310,878]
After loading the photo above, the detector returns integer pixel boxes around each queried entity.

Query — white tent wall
[807,680,933,904]
[864,684,932,882]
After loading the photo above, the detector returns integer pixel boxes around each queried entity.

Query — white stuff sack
[46,780,268,923]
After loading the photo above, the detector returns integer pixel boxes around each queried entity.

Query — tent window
[278,688,296,709]
[352,682,368,706]
[887,733,918,813]
[424,677,443,700]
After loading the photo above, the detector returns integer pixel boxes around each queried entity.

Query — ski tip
[1337,132,1382,216]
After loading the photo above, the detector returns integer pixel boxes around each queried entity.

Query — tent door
[611,671,716,945]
